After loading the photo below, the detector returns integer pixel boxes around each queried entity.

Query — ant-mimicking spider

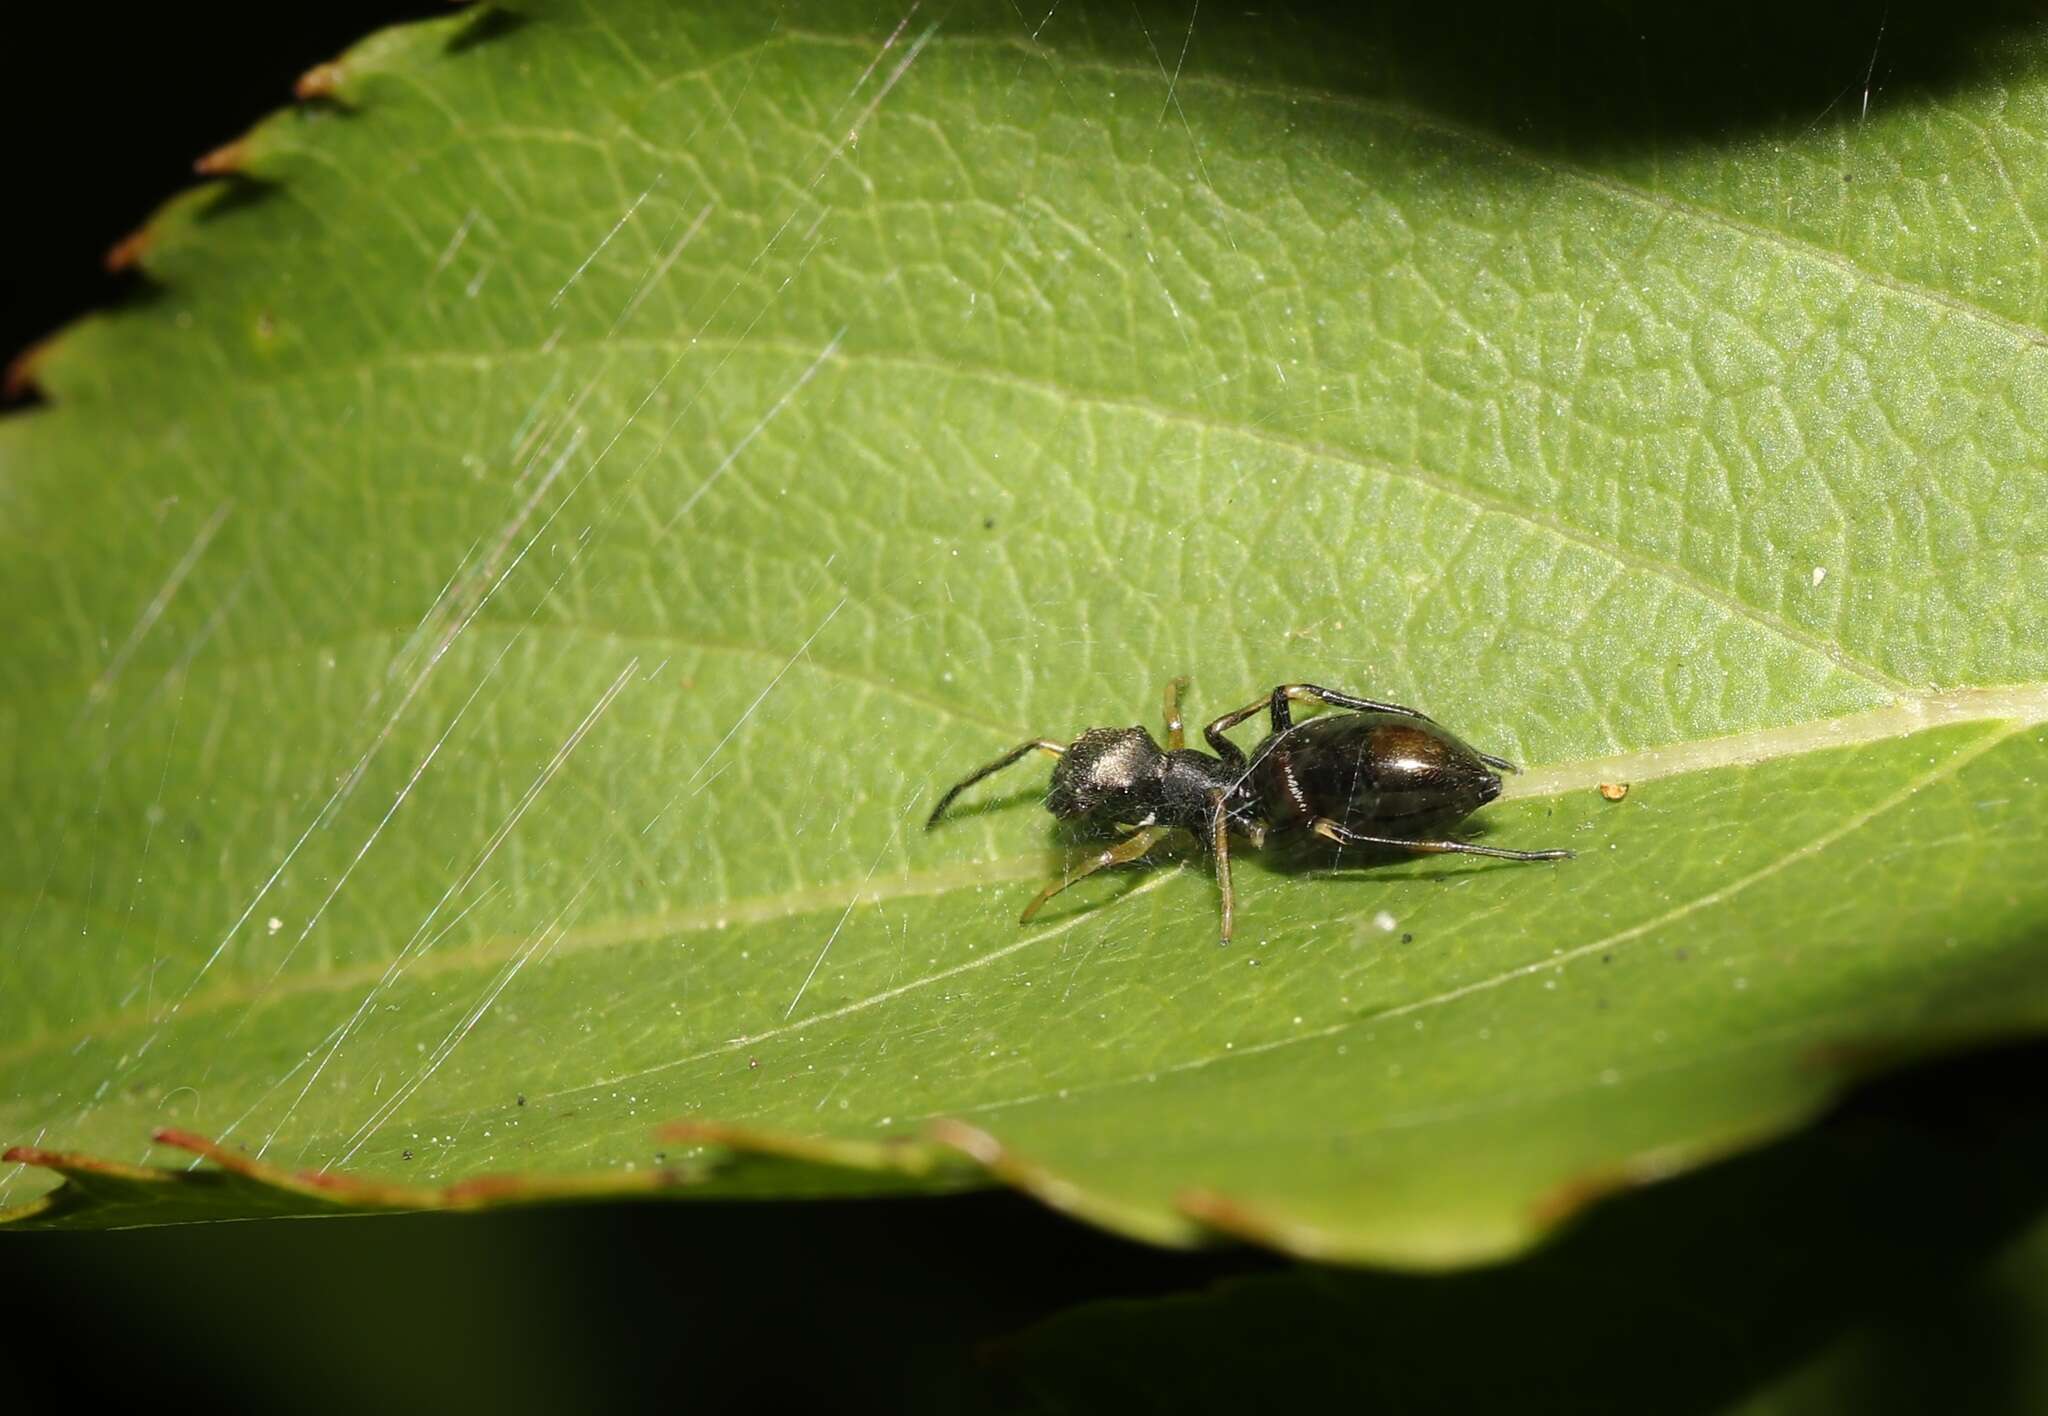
[926,679,1571,943]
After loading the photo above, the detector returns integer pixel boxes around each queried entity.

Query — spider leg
[1272,683,1439,730]
[1204,682,1438,758]
[1208,684,1528,773]
[1161,675,1191,752]
[1471,748,1522,775]
[1208,790,1236,945]
[927,739,1065,827]
[1019,825,1175,923]
[1199,696,1263,763]
[1310,817,1572,862]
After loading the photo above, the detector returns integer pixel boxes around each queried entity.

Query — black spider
[926,680,1571,942]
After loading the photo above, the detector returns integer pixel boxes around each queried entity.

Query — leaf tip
[2,335,56,402]
[192,137,253,177]
[292,61,347,102]
[103,225,154,274]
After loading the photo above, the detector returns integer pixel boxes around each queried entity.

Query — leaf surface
[983,1047,2048,1412]
[4,1,2047,1257]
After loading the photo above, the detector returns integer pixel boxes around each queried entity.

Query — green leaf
[4,1,2046,1255]
[980,1047,2048,1413]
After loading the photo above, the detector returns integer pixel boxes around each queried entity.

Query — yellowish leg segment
[1209,791,1235,944]
[1019,826,1175,924]
[1162,675,1190,751]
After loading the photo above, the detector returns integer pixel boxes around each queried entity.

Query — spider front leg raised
[1019,825,1175,924]
[926,738,1066,827]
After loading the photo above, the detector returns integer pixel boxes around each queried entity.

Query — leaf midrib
[6,688,2040,1078]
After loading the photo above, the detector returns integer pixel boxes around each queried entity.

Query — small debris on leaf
[1598,782,1630,802]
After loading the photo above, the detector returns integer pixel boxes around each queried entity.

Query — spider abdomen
[1252,713,1503,838]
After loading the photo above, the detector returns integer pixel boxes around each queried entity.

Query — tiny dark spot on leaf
[1401,932,1413,944]
[516,1094,526,1106]
[983,516,996,529]
[748,1057,759,1069]
[1674,948,1690,962]
[401,1149,413,1161]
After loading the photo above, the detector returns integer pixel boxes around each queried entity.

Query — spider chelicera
[926,679,1571,943]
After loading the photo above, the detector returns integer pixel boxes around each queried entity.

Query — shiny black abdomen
[1248,712,1503,838]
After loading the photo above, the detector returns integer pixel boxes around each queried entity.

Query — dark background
[6,6,2048,1411]
[2,9,427,394]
